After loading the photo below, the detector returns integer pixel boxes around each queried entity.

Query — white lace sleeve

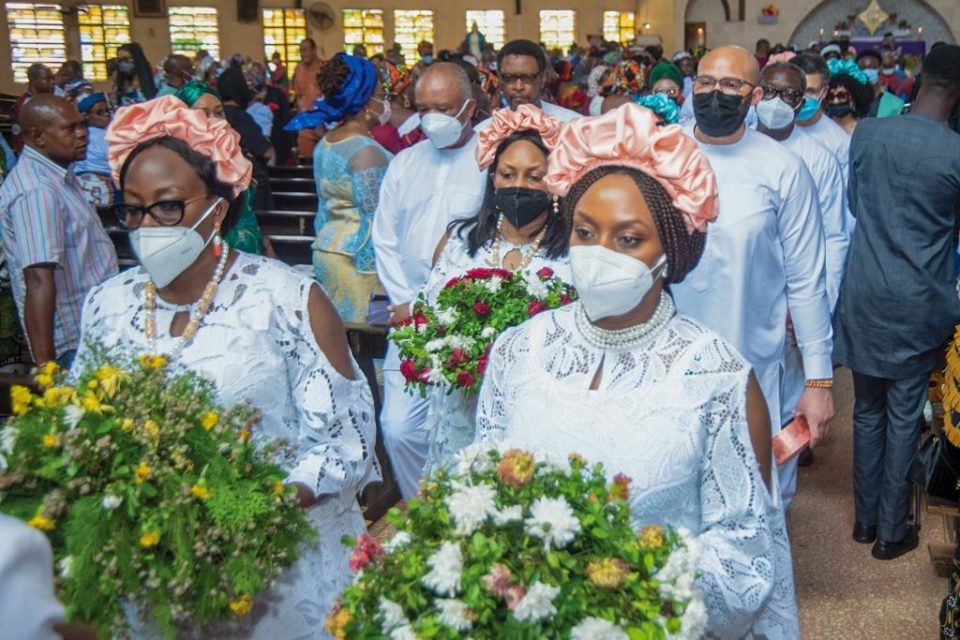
[475,325,527,444]
[693,336,776,638]
[282,280,382,498]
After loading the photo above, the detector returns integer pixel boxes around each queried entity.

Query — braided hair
[563,165,706,284]
[317,56,351,98]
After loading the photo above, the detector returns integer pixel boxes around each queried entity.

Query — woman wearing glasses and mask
[824,59,874,135]
[419,105,571,474]
[73,96,380,638]
[476,105,799,638]
[285,53,392,323]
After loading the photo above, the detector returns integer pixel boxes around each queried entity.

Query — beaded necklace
[490,214,547,269]
[574,292,675,351]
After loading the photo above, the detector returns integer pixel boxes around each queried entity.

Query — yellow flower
[200,412,219,431]
[94,365,124,397]
[229,595,253,617]
[568,452,587,467]
[139,530,160,548]
[496,449,536,489]
[42,386,76,408]
[324,604,351,640]
[143,420,160,442]
[27,514,55,531]
[86,379,99,390]
[272,480,285,497]
[42,433,60,449]
[34,361,59,389]
[238,429,251,443]
[586,557,631,589]
[11,385,33,415]
[81,394,104,413]
[137,354,168,371]
[639,525,665,550]
[35,373,54,389]
[121,418,135,432]
[134,461,151,484]
[191,484,212,501]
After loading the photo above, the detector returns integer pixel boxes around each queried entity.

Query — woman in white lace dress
[476,104,799,638]
[74,97,380,638]
[420,105,572,475]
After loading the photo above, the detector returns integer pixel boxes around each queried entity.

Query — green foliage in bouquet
[328,445,706,640]
[0,352,316,639]
[390,267,576,397]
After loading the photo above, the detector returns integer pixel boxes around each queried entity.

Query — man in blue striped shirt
[0,94,117,367]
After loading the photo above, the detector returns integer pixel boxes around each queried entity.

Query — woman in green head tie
[176,81,274,256]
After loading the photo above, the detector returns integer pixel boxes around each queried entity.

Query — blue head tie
[634,93,681,125]
[284,53,378,132]
[77,92,107,114]
[827,58,869,86]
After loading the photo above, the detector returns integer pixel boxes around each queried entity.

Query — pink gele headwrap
[544,103,719,235]
[476,105,562,170]
[768,51,798,64]
[106,95,253,197]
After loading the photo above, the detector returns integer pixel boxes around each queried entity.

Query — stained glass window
[263,8,306,79]
[168,6,220,60]
[603,10,635,46]
[465,10,504,51]
[6,3,66,84]
[343,9,384,56]
[539,10,576,52]
[78,4,131,81]
[394,9,433,66]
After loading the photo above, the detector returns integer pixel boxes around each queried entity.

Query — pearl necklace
[574,293,675,351]
[144,242,230,361]
[490,214,547,269]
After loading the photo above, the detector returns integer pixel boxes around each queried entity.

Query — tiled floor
[791,368,948,639]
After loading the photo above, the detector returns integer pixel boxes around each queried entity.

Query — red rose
[491,268,512,279]
[418,368,435,384]
[397,316,414,327]
[473,301,491,316]
[444,276,462,289]
[560,294,573,305]
[537,266,554,279]
[413,311,428,328]
[465,267,494,279]
[528,301,548,316]
[456,371,476,387]
[477,354,489,375]
[400,359,419,382]
[447,348,467,367]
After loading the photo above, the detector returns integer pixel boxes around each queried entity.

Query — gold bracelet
[805,378,834,389]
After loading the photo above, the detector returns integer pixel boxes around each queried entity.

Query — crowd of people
[1,23,960,639]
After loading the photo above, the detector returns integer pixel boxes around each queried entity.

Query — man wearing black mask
[673,46,835,508]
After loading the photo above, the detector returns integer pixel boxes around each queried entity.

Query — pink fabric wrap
[545,103,719,235]
[768,51,797,64]
[107,95,253,197]
[476,105,562,169]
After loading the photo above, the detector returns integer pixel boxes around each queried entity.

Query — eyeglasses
[113,194,209,230]
[693,75,755,95]
[761,85,804,106]
[655,87,680,98]
[826,90,851,102]
[500,73,541,86]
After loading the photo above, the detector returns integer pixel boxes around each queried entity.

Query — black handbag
[909,431,960,504]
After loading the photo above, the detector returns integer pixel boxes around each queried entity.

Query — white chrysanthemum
[425,339,446,353]
[674,593,709,640]
[522,272,550,298]
[480,326,497,340]
[446,335,475,351]
[422,542,463,597]
[454,443,492,476]
[656,528,701,601]
[436,598,473,631]
[390,625,419,640]
[525,496,581,551]
[446,481,497,535]
[484,277,503,294]
[436,307,457,326]
[384,531,412,553]
[493,505,524,526]
[378,597,409,633]
[64,405,85,429]
[57,555,73,580]
[101,494,122,510]
[425,367,446,385]
[571,617,629,640]
[0,426,19,455]
[512,581,560,623]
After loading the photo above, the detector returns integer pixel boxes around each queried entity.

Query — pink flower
[536,267,554,279]
[483,564,514,598]
[456,371,475,388]
[400,359,419,383]
[527,301,548,317]
[505,586,526,610]
[472,301,491,317]
[349,534,385,571]
[418,368,434,384]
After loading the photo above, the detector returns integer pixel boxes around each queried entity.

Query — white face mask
[372,98,392,126]
[420,100,470,149]
[129,197,222,288]
[569,245,667,322]
[756,97,797,130]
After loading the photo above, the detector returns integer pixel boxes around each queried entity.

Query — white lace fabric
[75,253,381,638]
[476,305,799,639]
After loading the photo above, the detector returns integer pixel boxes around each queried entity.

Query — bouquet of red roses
[390,267,576,396]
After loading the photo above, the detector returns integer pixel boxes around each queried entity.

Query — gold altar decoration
[857,0,890,35]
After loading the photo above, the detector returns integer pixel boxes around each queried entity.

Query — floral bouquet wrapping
[328,445,707,639]
[390,267,576,396]
[0,356,315,639]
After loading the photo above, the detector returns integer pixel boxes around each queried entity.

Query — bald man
[0,95,117,367]
[674,48,834,501]
[372,62,487,499]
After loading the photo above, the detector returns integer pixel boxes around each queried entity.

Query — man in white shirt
[755,60,849,504]
[672,46,836,503]
[373,62,487,499]
[794,53,854,233]
[484,39,580,124]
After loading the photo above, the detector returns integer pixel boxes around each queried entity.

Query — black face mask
[693,90,750,137]
[492,187,551,229]
[824,102,853,119]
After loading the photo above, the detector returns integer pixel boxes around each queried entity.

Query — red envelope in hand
[773,416,811,466]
